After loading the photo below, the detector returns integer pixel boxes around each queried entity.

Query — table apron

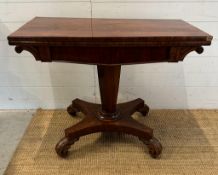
[14,45,204,65]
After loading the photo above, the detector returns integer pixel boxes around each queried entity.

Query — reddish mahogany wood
[58,98,161,158]
[50,46,169,65]
[97,65,121,119]
[8,17,212,44]
[8,17,212,65]
[8,17,213,159]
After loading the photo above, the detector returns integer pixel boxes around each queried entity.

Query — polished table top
[8,17,212,45]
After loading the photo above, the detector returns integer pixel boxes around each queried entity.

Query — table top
[8,17,212,46]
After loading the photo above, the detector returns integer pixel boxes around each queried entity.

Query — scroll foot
[67,104,79,117]
[55,137,79,158]
[140,137,162,158]
[137,104,150,116]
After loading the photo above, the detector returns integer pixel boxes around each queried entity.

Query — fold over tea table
[8,17,212,158]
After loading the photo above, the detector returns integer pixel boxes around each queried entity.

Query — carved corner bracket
[15,45,41,60]
[169,46,204,62]
[15,45,51,62]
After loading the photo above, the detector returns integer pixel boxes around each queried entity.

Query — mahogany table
[8,17,212,158]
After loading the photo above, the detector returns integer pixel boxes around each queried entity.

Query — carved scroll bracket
[15,45,40,60]
[169,46,204,62]
[15,45,51,62]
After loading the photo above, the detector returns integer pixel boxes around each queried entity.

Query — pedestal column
[97,65,121,120]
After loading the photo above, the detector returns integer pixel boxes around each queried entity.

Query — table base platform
[55,98,162,158]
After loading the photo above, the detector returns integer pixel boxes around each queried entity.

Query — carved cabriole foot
[56,98,162,159]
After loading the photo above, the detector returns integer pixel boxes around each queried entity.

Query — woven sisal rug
[4,109,218,175]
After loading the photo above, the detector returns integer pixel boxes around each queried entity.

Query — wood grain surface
[8,17,212,44]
